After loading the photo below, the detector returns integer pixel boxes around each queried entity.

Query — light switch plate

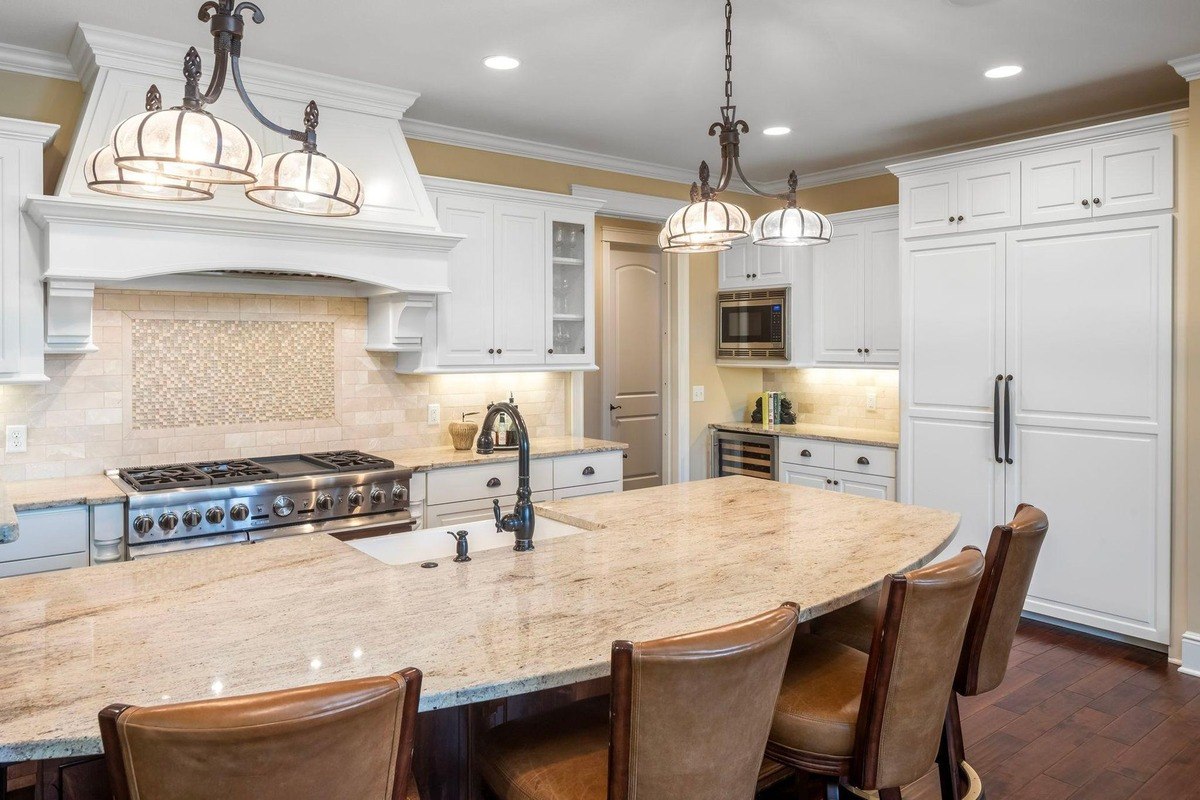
[6,424,27,453]
[866,390,878,412]
[692,385,705,402]
[427,403,441,425]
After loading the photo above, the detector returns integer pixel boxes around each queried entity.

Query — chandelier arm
[197,40,229,106]
[731,156,792,200]
[230,55,310,144]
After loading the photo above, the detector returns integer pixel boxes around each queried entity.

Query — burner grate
[191,459,278,485]
[118,464,211,491]
[307,450,395,472]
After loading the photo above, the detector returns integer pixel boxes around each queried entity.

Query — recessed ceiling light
[762,126,791,136]
[483,55,520,71]
[985,65,1023,79]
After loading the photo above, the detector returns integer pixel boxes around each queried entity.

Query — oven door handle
[127,532,249,558]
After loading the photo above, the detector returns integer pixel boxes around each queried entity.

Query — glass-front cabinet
[545,210,595,366]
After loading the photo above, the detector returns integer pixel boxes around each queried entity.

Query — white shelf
[552,256,584,266]
[552,313,585,322]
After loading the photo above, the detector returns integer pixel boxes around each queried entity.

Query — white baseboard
[1180,631,1200,677]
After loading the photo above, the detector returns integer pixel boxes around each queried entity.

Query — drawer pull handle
[800,449,812,458]
[582,466,595,476]
[486,477,501,488]
[857,456,870,466]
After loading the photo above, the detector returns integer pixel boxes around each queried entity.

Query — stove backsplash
[0,289,568,481]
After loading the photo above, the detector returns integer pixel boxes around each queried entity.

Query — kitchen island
[0,476,958,796]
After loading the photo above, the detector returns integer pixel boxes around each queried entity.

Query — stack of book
[760,391,783,428]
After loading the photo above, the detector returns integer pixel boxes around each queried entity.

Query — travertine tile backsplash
[0,290,568,481]
[761,368,899,431]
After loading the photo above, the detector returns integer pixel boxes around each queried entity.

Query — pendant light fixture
[662,1,830,250]
[93,0,363,217]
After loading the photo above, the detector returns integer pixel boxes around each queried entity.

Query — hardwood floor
[761,619,1200,800]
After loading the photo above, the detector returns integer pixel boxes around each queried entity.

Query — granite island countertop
[0,475,957,760]
[710,422,899,449]
[379,435,627,472]
[0,480,17,544]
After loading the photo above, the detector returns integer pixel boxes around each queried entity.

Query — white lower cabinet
[778,437,897,501]
[1,505,88,577]
[780,464,895,501]
[423,451,624,527]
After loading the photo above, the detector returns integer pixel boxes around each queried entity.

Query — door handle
[609,404,622,411]
[1003,375,1013,464]
[993,375,1002,463]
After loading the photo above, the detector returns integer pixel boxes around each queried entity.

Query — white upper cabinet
[811,209,900,367]
[717,239,795,290]
[899,170,957,238]
[412,178,603,374]
[1091,133,1175,218]
[900,161,1019,237]
[1022,146,1092,224]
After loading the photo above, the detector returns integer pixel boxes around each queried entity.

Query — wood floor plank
[1068,770,1144,800]
[1088,681,1154,717]
[995,659,1101,715]
[1045,735,1129,786]
[1099,705,1168,745]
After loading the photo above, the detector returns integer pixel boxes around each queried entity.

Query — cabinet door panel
[435,194,496,367]
[755,245,791,285]
[718,239,753,290]
[780,464,832,491]
[1092,132,1174,218]
[864,219,900,364]
[900,171,958,238]
[1006,218,1169,428]
[812,225,865,364]
[838,474,895,501]
[905,417,1003,556]
[1021,146,1092,224]
[546,210,595,366]
[903,236,1005,416]
[493,203,546,364]
[957,159,1021,232]
[1013,426,1165,642]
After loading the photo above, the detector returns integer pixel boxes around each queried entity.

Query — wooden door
[1021,146,1093,225]
[901,234,1006,555]
[863,218,900,365]
[1091,132,1174,218]
[1004,216,1172,643]
[492,203,546,365]
[603,243,663,491]
[434,193,496,367]
[957,159,1021,232]
[899,170,958,238]
[812,224,865,364]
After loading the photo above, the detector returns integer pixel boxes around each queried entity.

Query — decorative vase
[449,421,478,451]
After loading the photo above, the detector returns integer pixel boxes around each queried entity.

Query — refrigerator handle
[1004,375,1014,464]
[993,375,1003,463]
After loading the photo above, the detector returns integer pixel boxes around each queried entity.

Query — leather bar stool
[812,504,1048,799]
[768,549,985,799]
[99,668,423,800]
[477,603,799,800]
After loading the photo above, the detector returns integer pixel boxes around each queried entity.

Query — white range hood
[25,24,460,352]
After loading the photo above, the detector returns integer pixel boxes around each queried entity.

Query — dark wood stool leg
[878,789,902,800]
[937,694,967,800]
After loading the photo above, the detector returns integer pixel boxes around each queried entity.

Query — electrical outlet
[427,403,441,425]
[866,390,878,412]
[692,385,705,402]
[6,425,27,453]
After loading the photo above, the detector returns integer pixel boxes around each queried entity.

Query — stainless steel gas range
[114,450,414,558]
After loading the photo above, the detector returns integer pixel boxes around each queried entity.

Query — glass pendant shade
[664,198,752,246]
[244,150,363,217]
[85,145,214,201]
[656,228,731,253]
[112,108,262,185]
[751,206,832,246]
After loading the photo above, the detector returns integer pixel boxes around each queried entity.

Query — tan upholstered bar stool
[768,549,985,800]
[812,504,1048,799]
[476,603,799,800]
[99,669,423,800]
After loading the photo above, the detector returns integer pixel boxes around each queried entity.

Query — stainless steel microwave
[717,288,788,360]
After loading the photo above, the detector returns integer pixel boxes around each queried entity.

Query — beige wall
[0,71,82,193]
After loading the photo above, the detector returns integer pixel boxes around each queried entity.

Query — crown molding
[824,204,899,225]
[569,185,685,222]
[422,175,605,211]
[0,41,76,81]
[889,106,1187,177]
[0,117,59,145]
[66,24,419,118]
[1170,54,1200,82]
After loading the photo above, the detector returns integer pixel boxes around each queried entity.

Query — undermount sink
[345,516,589,566]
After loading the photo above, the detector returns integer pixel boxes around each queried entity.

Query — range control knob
[315,493,335,511]
[182,509,202,528]
[392,485,408,504]
[369,488,385,505]
[229,503,250,522]
[347,490,364,509]
[133,515,154,536]
[206,507,225,525]
[158,512,179,532]
[272,496,295,517]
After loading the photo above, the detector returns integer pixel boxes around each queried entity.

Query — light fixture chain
[723,0,734,106]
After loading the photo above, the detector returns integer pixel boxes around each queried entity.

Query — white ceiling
[3,0,1198,183]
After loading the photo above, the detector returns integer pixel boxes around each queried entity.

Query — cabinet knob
[857,348,863,353]
[488,348,495,354]
[864,348,870,354]
[825,478,832,484]
[1093,197,1102,206]
[582,466,595,476]
[496,348,503,354]
[833,480,840,486]
[745,273,751,279]
[857,456,870,465]
[957,215,964,223]
[1082,199,1090,207]
[486,477,501,488]
[948,216,955,223]
[547,348,554,354]
[800,449,812,458]
[752,273,758,278]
